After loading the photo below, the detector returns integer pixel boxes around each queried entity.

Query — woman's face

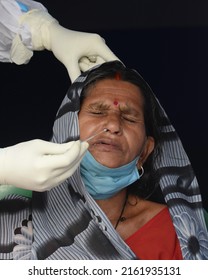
[79,79,154,168]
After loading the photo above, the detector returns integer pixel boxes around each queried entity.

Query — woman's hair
[80,60,166,203]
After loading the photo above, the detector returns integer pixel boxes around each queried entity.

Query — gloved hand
[13,9,119,82]
[0,139,88,191]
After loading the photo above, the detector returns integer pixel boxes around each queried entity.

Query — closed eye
[121,114,142,123]
[122,116,137,123]
[90,110,104,115]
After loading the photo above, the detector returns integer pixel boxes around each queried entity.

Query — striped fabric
[0,62,208,259]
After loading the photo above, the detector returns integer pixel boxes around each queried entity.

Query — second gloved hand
[14,9,119,82]
[0,139,88,191]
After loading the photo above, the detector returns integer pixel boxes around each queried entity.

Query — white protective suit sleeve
[0,0,46,63]
[0,0,119,82]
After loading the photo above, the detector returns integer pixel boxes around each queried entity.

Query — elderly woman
[0,61,208,260]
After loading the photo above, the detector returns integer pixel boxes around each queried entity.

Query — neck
[95,189,127,227]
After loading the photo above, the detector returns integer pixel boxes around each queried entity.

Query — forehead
[84,79,144,106]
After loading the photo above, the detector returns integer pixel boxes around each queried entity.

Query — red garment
[125,207,183,260]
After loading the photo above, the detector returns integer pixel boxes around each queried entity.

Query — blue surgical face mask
[80,151,141,199]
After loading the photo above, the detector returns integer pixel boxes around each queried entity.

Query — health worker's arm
[0,0,119,82]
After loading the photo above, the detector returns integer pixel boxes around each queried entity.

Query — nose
[104,112,122,135]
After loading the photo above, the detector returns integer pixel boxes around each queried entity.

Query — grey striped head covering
[0,61,207,260]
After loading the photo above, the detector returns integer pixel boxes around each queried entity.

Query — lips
[91,137,121,151]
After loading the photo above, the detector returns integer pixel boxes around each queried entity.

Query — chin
[92,153,124,168]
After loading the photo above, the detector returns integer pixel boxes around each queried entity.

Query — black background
[0,0,208,210]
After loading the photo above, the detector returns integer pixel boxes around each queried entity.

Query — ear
[137,136,155,169]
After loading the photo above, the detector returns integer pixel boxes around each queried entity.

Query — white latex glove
[0,139,88,191]
[14,9,119,82]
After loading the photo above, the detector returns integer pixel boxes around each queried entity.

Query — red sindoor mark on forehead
[113,100,119,106]
[114,72,121,80]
